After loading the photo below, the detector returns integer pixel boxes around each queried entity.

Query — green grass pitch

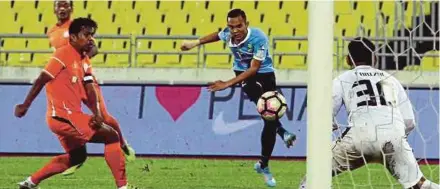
[0,157,438,189]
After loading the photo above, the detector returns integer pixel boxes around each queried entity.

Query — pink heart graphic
[155,86,201,121]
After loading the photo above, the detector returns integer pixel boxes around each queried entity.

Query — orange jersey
[43,44,93,118]
[47,20,72,49]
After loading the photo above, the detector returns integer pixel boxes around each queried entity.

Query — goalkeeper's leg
[382,139,439,189]
[298,129,367,189]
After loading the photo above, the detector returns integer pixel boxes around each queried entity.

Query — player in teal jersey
[181,9,296,187]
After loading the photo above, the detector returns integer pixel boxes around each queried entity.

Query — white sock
[421,180,440,189]
[26,177,36,185]
[298,177,306,189]
[118,186,127,189]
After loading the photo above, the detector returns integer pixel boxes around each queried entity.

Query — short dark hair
[54,0,74,9]
[69,17,97,35]
[227,8,247,21]
[348,37,376,66]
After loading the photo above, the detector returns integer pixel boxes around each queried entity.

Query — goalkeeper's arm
[332,77,343,131]
[180,32,220,51]
[395,80,416,136]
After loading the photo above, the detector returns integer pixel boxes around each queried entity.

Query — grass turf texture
[0,157,438,189]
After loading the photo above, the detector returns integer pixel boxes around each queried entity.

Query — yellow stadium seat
[282,1,306,14]
[181,54,200,67]
[158,1,180,12]
[13,1,35,13]
[36,1,53,13]
[335,15,357,37]
[231,0,255,11]
[207,1,229,26]
[33,53,51,67]
[277,56,307,70]
[0,1,14,26]
[0,19,20,33]
[111,1,133,12]
[334,1,353,14]
[257,1,280,12]
[0,0,434,70]
[135,39,156,67]
[207,1,230,11]
[166,11,193,35]
[134,1,156,12]
[0,1,11,12]
[420,51,439,71]
[0,53,6,66]
[204,54,232,69]
[182,1,205,12]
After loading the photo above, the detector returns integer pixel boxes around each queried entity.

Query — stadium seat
[420,51,439,71]
[0,0,435,70]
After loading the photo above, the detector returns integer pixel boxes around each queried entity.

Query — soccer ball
[257,91,287,121]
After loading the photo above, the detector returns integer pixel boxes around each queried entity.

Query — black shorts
[234,71,277,103]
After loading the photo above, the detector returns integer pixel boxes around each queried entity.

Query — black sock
[276,125,288,140]
[260,121,277,168]
[260,156,269,168]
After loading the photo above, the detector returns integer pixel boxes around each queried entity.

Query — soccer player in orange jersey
[47,2,135,175]
[15,18,130,189]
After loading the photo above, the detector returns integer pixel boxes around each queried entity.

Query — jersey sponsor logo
[247,44,253,52]
[83,63,89,72]
[255,48,265,59]
[212,111,260,135]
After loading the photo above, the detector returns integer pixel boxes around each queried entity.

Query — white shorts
[332,127,424,188]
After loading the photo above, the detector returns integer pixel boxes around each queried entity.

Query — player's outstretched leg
[244,83,297,148]
[89,124,128,188]
[18,146,87,189]
[273,120,296,148]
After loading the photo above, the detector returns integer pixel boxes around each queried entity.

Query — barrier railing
[0,34,438,70]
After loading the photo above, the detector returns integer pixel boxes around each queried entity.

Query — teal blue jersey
[218,27,275,73]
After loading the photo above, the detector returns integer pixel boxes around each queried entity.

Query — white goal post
[306,1,334,189]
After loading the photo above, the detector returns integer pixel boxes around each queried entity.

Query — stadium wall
[0,67,438,159]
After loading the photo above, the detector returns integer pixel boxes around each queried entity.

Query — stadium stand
[0,0,438,71]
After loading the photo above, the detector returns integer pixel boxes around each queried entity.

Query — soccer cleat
[283,132,297,148]
[254,161,276,187]
[298,176,306,189]
[61,163,83,176]
[122,142,136,162]
[18,178,39,189]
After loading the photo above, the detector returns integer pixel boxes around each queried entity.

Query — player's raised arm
[180,31,220,51]
[14,57,64,118]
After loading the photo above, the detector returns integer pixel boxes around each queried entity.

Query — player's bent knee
[68,146,87,166]
[100,124,120,143]
[89,125,120,144]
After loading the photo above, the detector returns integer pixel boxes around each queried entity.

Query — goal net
[329,1,439,188]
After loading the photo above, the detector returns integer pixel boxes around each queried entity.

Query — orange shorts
[47,113,96,152]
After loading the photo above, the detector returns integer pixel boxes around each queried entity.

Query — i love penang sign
[0,84,438,160]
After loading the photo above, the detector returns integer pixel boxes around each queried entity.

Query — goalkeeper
[299,37,439,189]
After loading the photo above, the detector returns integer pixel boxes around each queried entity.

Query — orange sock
[31,154,71,184]
[104,142,127,187]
